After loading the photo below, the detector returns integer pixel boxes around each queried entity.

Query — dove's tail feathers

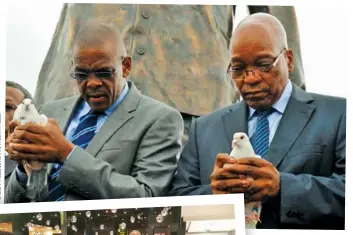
[245,201,262,228]
[26,170,49,201]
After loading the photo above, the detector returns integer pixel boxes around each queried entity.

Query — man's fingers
[5,136,12,144]
[10,150,52,163]
[214,153,237,169]
[243,179,271,202]
[227,187,249,193]
[224,163,272,179]
[9,120,20,130]
[236,157,270,167]
[212,167,248,180]
[47,118,57,124]
[9,138,25,144]
[211,178,249,191]
[12,130,45,144]
[8,150,38,161]
[245,190,269,203]
[15,122,47,134]
[212,189,230,195]
[10,143,51,154]
[215,153,230,168]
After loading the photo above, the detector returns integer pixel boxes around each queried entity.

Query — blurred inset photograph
[0,204,238,235]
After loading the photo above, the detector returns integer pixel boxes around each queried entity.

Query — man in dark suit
[4,81,33,188]
[6,23,183,202]
[170,13,345,229]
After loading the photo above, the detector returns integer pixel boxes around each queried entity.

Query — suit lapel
[57,96,81,133]
[221,101,248,147]
[85,82,140,156]
[267,84,315,168]
[5,156,17,178]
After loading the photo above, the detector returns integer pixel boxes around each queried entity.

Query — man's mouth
[243,91,268,99]
[88,94,106,103]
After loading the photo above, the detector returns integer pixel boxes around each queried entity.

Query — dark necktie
[45,112,99,201]
[250,109,273,159]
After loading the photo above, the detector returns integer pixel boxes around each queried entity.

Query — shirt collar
[81,80,130,117]
[248,81,292,120]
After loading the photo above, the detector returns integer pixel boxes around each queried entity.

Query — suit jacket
[4,154,17,190]
[170,83,346,229]
[5,82,184,202]
[33,4,304,116]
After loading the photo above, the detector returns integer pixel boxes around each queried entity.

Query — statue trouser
[180,112,198,147]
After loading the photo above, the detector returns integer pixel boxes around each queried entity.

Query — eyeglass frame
[227,48,287,80]
[69,56,126,81]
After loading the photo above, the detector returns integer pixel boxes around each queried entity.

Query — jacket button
[142,11,150,19]
[136,47,145,55]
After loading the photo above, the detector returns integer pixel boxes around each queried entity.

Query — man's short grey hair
[73,22,127,58]
[6,81,33,100]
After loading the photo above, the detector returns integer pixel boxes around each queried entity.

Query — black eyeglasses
[6,103,17,112]
[70,68,117,81]
[227,49,286,79]
[69,57,126,81]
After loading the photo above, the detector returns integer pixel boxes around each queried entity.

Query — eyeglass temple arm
[273,49,286,67]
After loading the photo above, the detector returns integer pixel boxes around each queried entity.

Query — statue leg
[268,6,306,90]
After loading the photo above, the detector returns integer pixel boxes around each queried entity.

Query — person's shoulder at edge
[307,91,346,112]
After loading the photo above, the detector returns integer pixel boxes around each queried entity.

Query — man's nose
[243,70,262,84]
[86,75,103,87]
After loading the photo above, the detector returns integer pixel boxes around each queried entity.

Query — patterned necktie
[45,112,99,201]
[250,109,273,158]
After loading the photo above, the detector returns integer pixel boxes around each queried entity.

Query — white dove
[12,98,53,201]
[228,132,262,229]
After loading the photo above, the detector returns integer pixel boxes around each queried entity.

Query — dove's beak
[232,139,238,148]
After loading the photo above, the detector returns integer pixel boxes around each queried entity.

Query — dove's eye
[240,136,244,139]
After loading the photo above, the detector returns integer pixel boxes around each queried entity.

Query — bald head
[229,13,294,110]
[73,22,127,60]
[232,13,288,53]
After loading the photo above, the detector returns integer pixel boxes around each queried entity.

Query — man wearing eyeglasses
[170,13,345,229]
[5,23,183,202]
[4,81,33,188]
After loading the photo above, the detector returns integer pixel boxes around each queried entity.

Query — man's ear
[122,56,132,78]
[285,49,294,73]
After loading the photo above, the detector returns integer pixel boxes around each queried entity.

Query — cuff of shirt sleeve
[63,145,78,166]
[15,165,28,187]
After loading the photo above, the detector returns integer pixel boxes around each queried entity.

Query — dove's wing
[12,103,25,122]
[39,114,48,125]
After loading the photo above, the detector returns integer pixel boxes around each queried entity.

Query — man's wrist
[58,141,75,163]
[61,145,77,166]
